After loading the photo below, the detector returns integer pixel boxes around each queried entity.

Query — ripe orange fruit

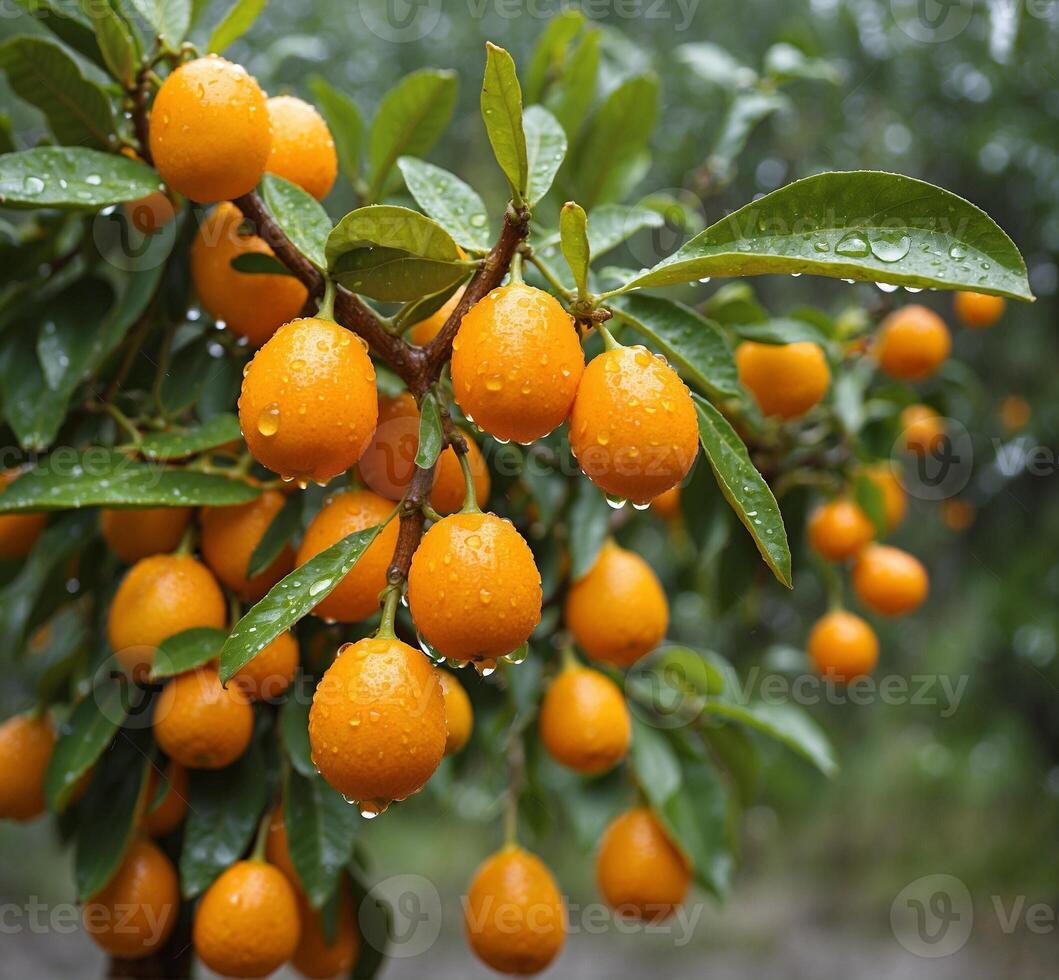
[153,665,253,769]
[239,317,379,485]
[357,393,490,513]
[807,610,878,681]
[852,544,928,616]
[0,470,47,558]
[940,498,976,531]
[650,485,681,521]
[232,630,298,701]
[735,341,831,419]
[293,880,360,978]
[407,512,542,661]
[265,95,337,200]
[954,290,1005,329]
[0,713,54,821]
[200,489,294,601]
[439,671,473,755]
[451,283,584,443]
[83,837,179,959]
[149,55,270,203]
[264,804,298,884]
[570,345,698,504]
[191,203,309,347]
[807,499,874,562]
[107,554,226,676]
[900,403,945,455]
[193,860,300,978]
[409,285,465,346]
[464,845,565,975]
[295,490,398,623]
[100,507,191,564]
[564,542,667,668]
[142,761,188,837]
[875,304,951,380]
[597,807,690,921]
[539,665,630,773]
[999,394,1031,433]
[308,637,446,811]
[125,190,177,235]
[862,462,907,532]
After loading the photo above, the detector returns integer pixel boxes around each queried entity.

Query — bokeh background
[3,0,1058,976]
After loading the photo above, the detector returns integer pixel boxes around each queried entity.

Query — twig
[386,463,435,585]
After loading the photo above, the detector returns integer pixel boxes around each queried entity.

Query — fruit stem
[596,323,621,351]
[509,250,525,285]
[174,521,195,557]
[101,403,142,447]
[250,811,270,862]
[376,584,401,639]
[317,278,337,322]
[458,451,482,514]
[523,248,576,300]
[227,593,241,630]
[560,645,579,671]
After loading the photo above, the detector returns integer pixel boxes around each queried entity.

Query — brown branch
[131,68,154,165]
[387,462,435,584]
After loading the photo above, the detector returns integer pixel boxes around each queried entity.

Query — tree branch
[387,462,435,584]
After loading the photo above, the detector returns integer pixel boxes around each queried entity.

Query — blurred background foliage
[2,0,1058,974]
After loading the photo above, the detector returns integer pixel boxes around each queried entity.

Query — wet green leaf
[150,627,227,680]
[730,317,831,346]
[140,414,243,461]
[11,0,103,69]
[414,392,444,469]
[559,201,589,296]
[397,157,491,252]
[247,491,303,579]
[128,0,191,47]
[280,684,315,777]
[0,148,162,210]
[309,75,363,186]
[260,172,331,272]
[85,0,140,87]
[524,105,566,206]
[567,477,610,580]
[207,0,266,54]
[481,43,528,200]
[586,204,664,257]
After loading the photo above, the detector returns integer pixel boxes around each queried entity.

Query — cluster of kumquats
[0,47,1014,979]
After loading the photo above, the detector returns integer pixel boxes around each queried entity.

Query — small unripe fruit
[439,671,473,755]
[954,290,1005,329]
[408,512,542,661]
[100,506,191,564]
[124,190,177,235]
[452,283,584,443]
[570,345,698,504]
[564,542,668,668]
[265,95,338,200]
[807,610,878,681]
[142,761,188,838]
[0,713,54,821]
[239,317,379,485]
[862,462,907,532]
[875,304,951,380]
[0,470,46,558]
[650,485,682,521]
[807,499,874,562]
[150,56,270,203]
[852,544,928,616]
[231,630,298,701]
[900,404,945,455]
[539,665,630,773]
[410,285,465,346]
[293,881,360,978]
[735,341,831,419]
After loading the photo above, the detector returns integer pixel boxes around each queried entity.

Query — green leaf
[260,172,331,272]
[546,28,600,138]
[75,730,150,899]
[677,42,758,90]
[150,627,227,680]
[0,147,162,210]
[180,741,268,897]
[629,717,681,802]
[367,69,457,203]
[396,157,491,252]
[568,478,610,581]
[481,43,528,201]
[707,91,788,186]
[230,252,292,276]
[127,0,191,47]
[207,0,266,54]
[0,36,115,148]
[247,491,303,579]
[219,524,387,684]
[730,318,831,346]
[11,0,104,69]
[764,43,841,85]
[45,675,128,812]
[524,8,584,103]
[309,75,364,187]
[414,392,444,469]
[700,701,837,777]
[284,767,360,907]
[577,74,658,209]
[853,471,888,537]
[559,201,589,296]
[280,685,315,777]
[694,396,792,588]
[0,451,261,512]
[350,865,390,980]
[523,105,566,206]
[159,338,215,415]
[586,204,664,257]
[326,205,463,302]
[140,414,243,461]
[612,294,740,402]
[85,0,140,87]
[625,172,1033,301]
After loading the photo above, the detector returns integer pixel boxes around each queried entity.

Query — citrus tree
[0,3,1033,978]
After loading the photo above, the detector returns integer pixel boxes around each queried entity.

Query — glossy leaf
[280,685,315,777]
[414,392,444,469]
[247,491,303,579]
[586,204,664,257]
[730,317,831,346]
[128,0,191,47]
[180,741,268,897]
[397,157,491,252]
[523,105,566,206]
[260,173,331,272]
[0,148,162,210]
[0,37,115,148]
[546,28,600,138]
[11,0,103,68]
[524,9,584,103]
[140,414,243,461]
[694,396,792,588]
[309,75,364,186]
[219,524,387,684]
[150,627,227,680]
[629,717,682,802]
[612,294,740,401]
[231,252,291,276]
[568,478,610,581]
[368,69,457,203]
[481,43,528,200]
[624,172,1033,300]
[284,767,360,907]
[708,91,788,186]
[207,0,266,54]
[45,675,128,812]
[85,0,140,87]
[559,202,589,296]
[0,451,261,512]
